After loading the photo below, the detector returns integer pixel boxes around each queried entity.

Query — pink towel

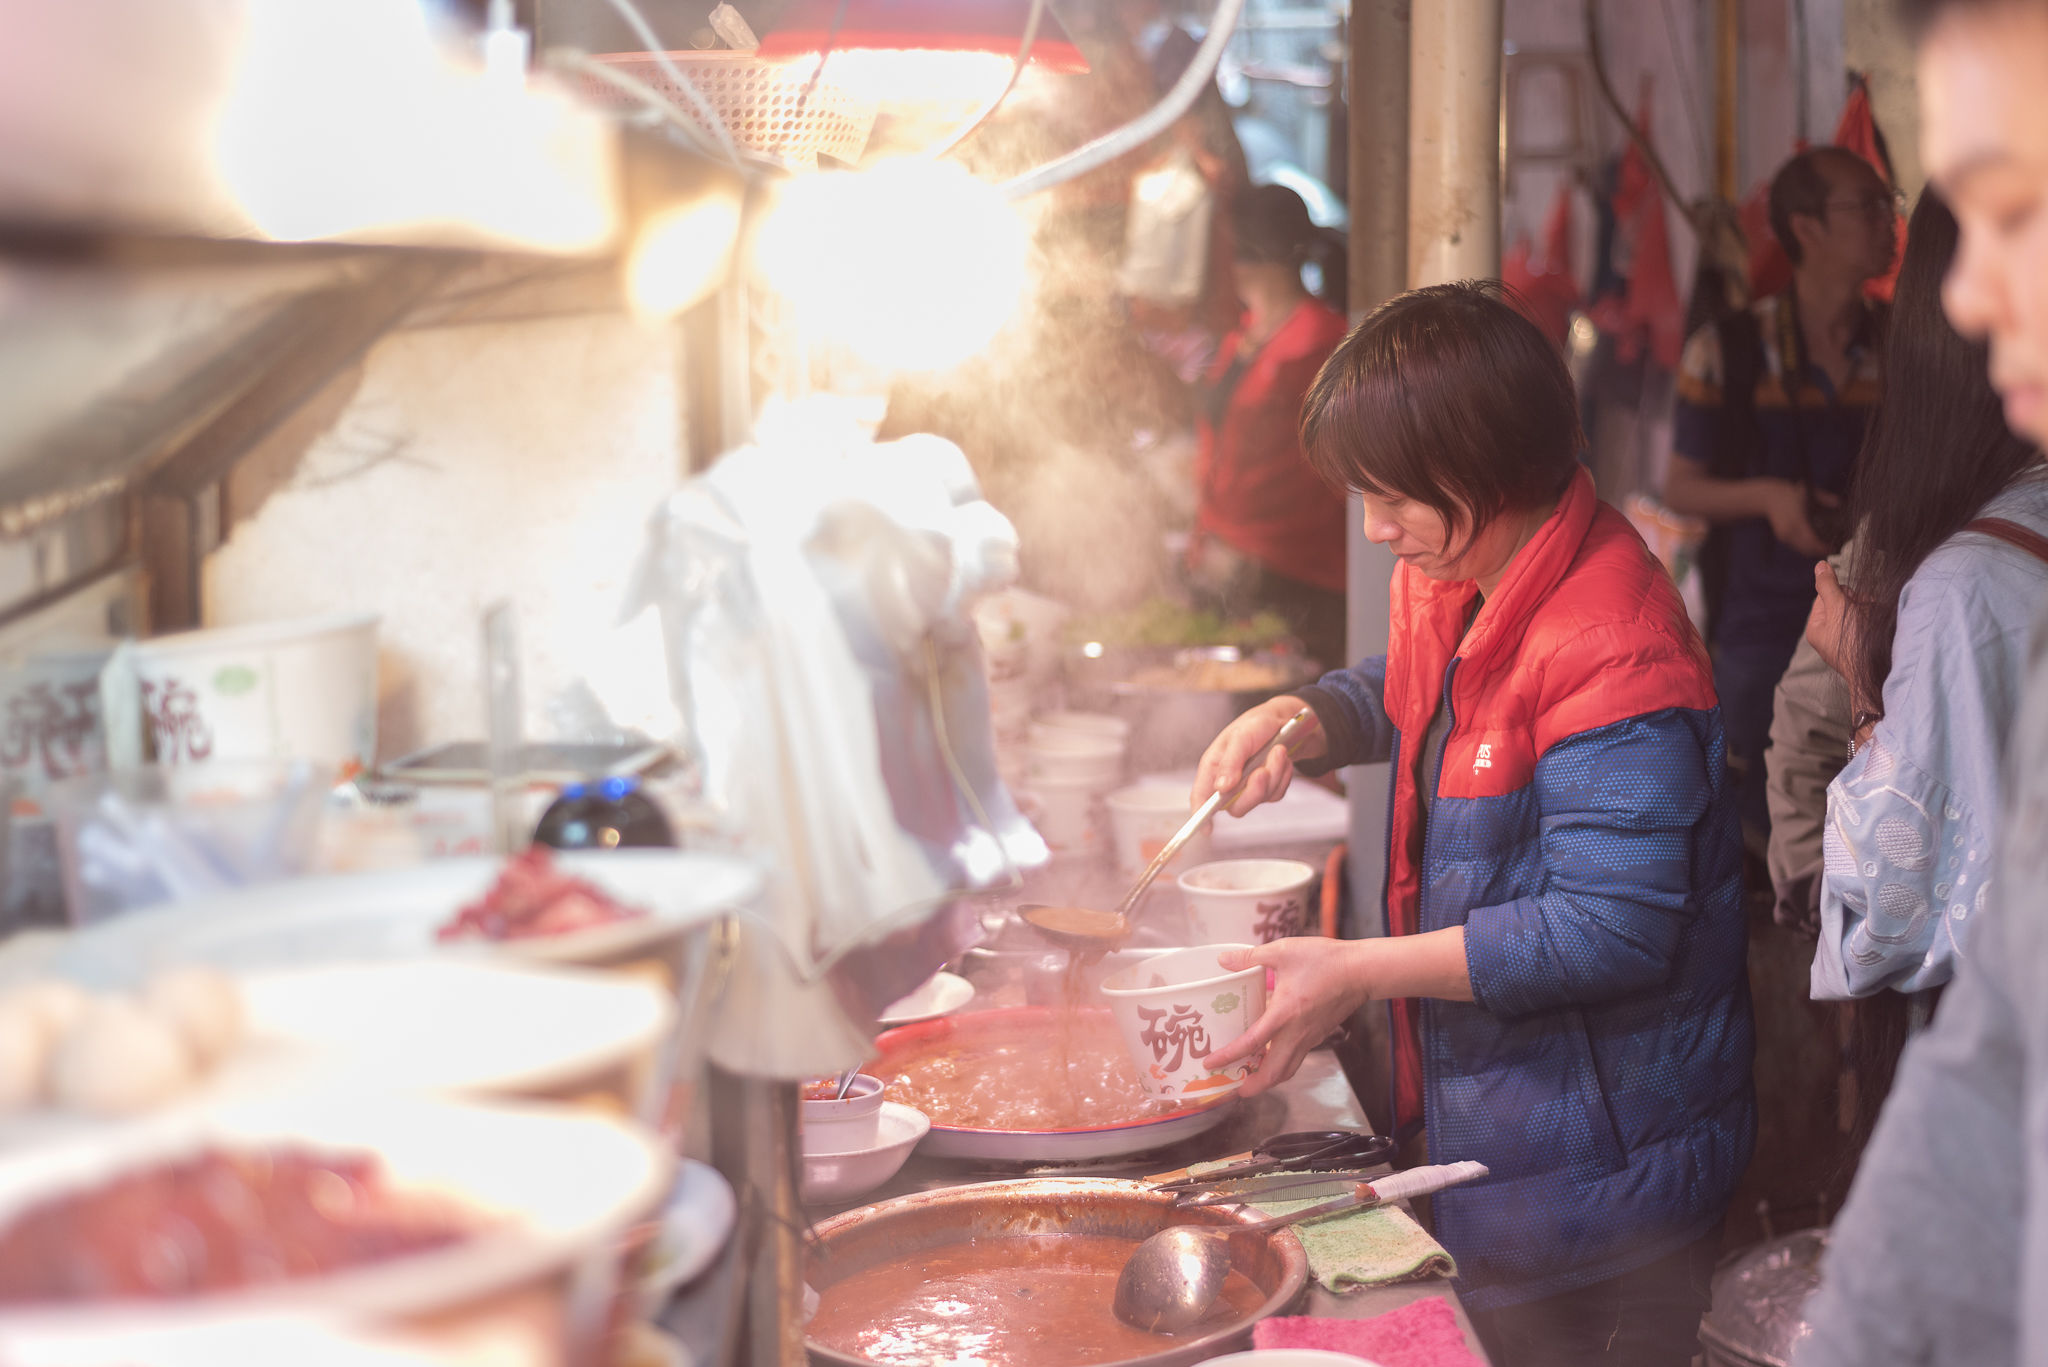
[1253,1296,1486,1367]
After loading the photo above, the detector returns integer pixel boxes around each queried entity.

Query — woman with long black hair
[1806,188,2048,1000]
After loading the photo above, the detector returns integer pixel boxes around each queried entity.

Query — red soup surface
[876,1010,1184,1131]
[808,1232,1265,1366]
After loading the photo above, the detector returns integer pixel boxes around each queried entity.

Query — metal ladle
[1022,707,1318,955]
[1113,1161,1489,1333]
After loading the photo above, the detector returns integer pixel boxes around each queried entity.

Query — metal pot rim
[804,1176,1311,1367]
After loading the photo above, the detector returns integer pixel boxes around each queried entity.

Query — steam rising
[876,70,1202,616]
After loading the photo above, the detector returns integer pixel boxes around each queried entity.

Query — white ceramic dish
[1205,1352,1385,1367]
[801,1102,929,1203]
[1017,779,1106,859]
[0,959,673,1152]
[634,1158,736,1315]
[877,970,975,1027]
[1180,858,1318,945]
[873,1007,1240,1162]
[1100,944,1266,1101]
[912,1095,1236,1162]
[1106,784,1214,880]
[1022,734,1125,788]
[0,1318,550,1367]
[32,850,763,988]
[1029,711,1130,745]
[801,1075,883,1152]
[0,1093,670,1341]
[232,959,673,1096]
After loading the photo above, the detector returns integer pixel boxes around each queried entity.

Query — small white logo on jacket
[1473,743,1494,772]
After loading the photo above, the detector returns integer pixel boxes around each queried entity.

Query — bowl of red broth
[805,1177,1308,1367]
[0,1093,669,1343]
[869,1007,1237,1162]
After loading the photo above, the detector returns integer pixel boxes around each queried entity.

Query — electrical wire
[783,0,851,154]
[918,0,1046,161]
[999,0,1247,201]
[553,48,743,166]
[1658,0,1714,186]
[596,0,747,170]
[1792,0,1812,144]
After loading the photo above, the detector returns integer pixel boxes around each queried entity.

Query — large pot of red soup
[804,1176,1309,1367]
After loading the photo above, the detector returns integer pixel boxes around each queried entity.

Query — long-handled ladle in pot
[1112,1161,1489,1333]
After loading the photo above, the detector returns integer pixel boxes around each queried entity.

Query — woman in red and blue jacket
[1197,283,1755,1367]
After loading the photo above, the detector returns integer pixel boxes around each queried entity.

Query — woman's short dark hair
[1299,280,1582,547]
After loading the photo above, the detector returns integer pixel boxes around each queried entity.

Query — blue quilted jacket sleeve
[1464,709,1717,1018]
[1292,656,1397,776]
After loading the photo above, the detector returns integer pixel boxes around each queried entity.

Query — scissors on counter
[1149,1129,1397,1206]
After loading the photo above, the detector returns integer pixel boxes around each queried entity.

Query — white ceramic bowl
[801,1102,929,1203]
[1022,733,1125,788]
[0,648,112,799]
[877,971,975,1027]
[1017,777,1105,858]
[800,1075,884,1152]
[1100,944,1265,1101]
[1029,711,1130,746]
[1180,858,1319,945]
[1106,783,1214,880]
[128,612,380,775]
[0,1093,669,1340]
[633,1158,736,1315]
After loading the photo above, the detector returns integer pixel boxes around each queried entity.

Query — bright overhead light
[213,0,618,251]
[752,159,1028,376]
[625,193,742,318]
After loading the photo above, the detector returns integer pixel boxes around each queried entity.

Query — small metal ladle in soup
[1022,708,1319,957]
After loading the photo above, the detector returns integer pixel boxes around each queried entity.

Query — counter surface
[670,1049,1491,1363]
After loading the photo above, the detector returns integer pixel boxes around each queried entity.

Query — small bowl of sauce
[801,1074,884,1152]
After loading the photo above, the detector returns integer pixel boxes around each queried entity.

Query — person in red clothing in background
[1187,183,1351,667]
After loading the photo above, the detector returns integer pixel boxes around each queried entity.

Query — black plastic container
[532,775,673,850]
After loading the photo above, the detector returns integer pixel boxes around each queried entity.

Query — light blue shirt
[1813,468,2048,999]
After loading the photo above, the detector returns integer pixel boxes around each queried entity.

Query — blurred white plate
[0,960,672,1151]
[635,1159,737,1314]
[0,1093,669,1340]
[0,1319,551,1367]
[35,850,762,988]
[231,959,673,1096]
[877,971,974,1027]
[801,1102,929,1204]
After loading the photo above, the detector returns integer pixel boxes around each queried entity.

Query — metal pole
[1716,0,1741,202]
[1349,1,1411,321]
[709,1066,806,1367]
[1408,0,1504,287]
[1338,0,1411,1138]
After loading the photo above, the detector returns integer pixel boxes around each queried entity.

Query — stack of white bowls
[1014,712,1129,860]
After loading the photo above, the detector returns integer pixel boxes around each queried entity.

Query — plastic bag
[1118,147,1213,306]
[625,403,1046,1073]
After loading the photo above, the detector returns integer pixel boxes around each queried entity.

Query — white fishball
[50,1000,195,1116]
[0,1003,48,1111]
[141,966,244,1066]
[0,981,90,1049]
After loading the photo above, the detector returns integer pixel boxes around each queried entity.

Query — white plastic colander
[581,50,876,171]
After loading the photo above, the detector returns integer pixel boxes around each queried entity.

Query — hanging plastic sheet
[626,402,1046,1075]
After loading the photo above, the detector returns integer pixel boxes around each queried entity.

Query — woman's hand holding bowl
[1199,939,1373,1097]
